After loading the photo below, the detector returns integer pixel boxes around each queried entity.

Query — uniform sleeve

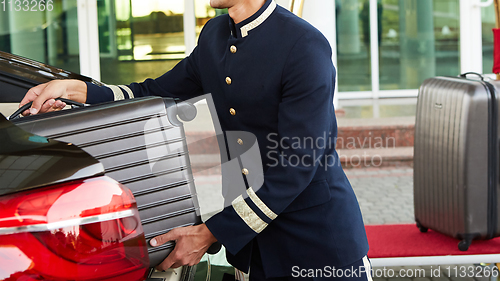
[85,35,204,104]
[205,30,336,255]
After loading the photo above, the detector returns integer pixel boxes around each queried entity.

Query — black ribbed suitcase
[414,73,500,251]
[12,96,201,266]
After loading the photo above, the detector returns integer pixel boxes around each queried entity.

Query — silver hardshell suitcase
[414,73,500,251]
[13,96,202,266]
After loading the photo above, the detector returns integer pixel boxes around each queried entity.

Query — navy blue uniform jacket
[86,0,369,278]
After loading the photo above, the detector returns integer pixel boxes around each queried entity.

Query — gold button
[229,108,236,115]
[237,138,243,145]
[225,77,232,85]
[242,168,249,175]
[230,45,237,53]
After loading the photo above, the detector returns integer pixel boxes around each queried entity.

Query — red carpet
[366,224,500,258]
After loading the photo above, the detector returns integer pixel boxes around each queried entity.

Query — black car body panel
[0,50,103,103]
[0,113,104,196]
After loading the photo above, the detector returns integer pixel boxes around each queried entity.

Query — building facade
[0,0,496,115]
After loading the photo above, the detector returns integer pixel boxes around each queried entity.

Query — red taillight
[0,177,149,281]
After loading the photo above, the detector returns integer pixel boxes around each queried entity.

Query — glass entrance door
[97,0,219,85]
[0,0,80,73]
[336,0,461,95]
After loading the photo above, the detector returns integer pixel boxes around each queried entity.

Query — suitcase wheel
[458,239,471,251]
[415,221,428,233]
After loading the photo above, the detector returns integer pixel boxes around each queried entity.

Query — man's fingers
[150,225,213,271]
[40,99,54,113]
[150,229,184,270]
[150,228,181,247]
[21,99,53,116]
[19,83,47,108]
[20,80,86,116]
[155,250,179,271]
[39,99,58,114]
[29,81,69,115]
[156,246,192,271]
[54,100,66,108]
[31,93,54,115]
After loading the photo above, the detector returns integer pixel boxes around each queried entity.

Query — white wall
[275,0,289,9]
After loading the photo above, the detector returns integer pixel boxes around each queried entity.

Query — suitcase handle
[8,98,86,120]
[460,72,485,81]
[174,100,197,122]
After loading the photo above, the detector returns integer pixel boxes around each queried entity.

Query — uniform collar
[229,0,276,38]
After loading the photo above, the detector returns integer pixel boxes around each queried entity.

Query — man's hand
[20,79,87,116]
[150,224,217,271]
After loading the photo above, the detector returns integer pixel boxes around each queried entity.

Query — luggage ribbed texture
[414,78,468,236]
